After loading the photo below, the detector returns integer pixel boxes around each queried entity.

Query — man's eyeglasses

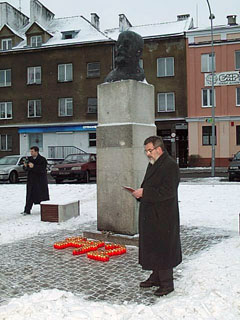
[144,146,158,154]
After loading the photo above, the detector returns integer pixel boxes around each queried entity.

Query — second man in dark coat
[21,146,49,215]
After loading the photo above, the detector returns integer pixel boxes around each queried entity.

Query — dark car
[50,153,96,183]
[228,151,240,181]
[0,155,28,183]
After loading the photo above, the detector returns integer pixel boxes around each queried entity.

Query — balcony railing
[48,146,86,161]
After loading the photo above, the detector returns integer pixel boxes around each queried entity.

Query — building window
[28,100,41,117]
[236,51,240,70]
[157,57,174,77]
[237,126,240,145]
[157,92,175,112]
[202,126,217,145]
[202,88,216,107]
[87,98,97,113]
[58,98,73,116]
[201,53,216,72]
[236,88,240,106]
[27,66,41,84]
[30,35,42,47]
[29,133,43,150]
[89,132,96,147]
[87,62,100,78]
[61,30,79,39]
[58,64,73,82]
[1,38,12,50]
[0,69,11,87]
[0,102,12,119]
[139,59,143,69]
[0,134,12,151]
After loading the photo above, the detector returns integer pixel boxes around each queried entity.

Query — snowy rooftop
[12,15,111,50]
[104,17,194,40]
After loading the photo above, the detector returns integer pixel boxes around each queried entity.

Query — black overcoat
[139,152,182,270]
[25,154,49,204]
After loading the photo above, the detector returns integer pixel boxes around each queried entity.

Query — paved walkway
[0,223,234,306]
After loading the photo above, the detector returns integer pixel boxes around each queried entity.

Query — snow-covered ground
[0,178,239,319]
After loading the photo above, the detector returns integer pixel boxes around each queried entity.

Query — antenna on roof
[19,0,22,12]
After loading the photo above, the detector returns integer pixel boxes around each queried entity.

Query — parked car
[228,151,240,181]
[0,155,28,183]
[50,153,96,183]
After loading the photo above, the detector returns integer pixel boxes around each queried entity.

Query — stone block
[41,200,80,222]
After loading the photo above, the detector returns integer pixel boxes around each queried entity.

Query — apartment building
[186,15,240,166]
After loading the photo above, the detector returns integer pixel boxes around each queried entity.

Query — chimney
[177,14,190,21]
[30,0,54,26]
[227,15,237,26]
[91,13,100,30]
[119,14,132,32]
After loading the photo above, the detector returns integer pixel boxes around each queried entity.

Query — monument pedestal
[96,80,156,235]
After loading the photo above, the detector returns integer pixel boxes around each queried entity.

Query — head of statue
[115,31,144,67]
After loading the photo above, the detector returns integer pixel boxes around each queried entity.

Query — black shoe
[23,212,31,216]
[140,279,161,288]
[154,286,174,297]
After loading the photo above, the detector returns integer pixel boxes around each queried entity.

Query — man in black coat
[21,146,49,216]
[132,136,182,297]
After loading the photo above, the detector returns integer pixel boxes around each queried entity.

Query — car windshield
[0,156,19,165]
[63,154,90,163]
[234,152,240,160]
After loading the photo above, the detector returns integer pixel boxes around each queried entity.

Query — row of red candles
[53,236,127,261]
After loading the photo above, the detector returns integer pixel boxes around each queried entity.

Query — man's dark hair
[30,146,39,152]
[144,136,165,151]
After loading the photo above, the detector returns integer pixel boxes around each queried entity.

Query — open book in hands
[122,186,135,193]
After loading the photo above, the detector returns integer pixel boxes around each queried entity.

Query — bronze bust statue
[104,31,145,83]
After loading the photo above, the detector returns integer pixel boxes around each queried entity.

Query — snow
[14,15,110,50]
[0,178,240,319]
[104,17,193,41]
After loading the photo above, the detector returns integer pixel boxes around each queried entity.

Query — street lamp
[206,0,215,177]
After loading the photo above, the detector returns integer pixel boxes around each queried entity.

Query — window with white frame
[58,64,73,82]
[30,35,42,47]
[0,69,11,87]
[1,38,12,50]
[202,88,216,107]
[236,51,240,70]
[28,100,41,117]
[87,98,97,113]
[88,132,96,147]
[0,134,12,151]
[157,57,174,77]
[201,53,216,72]
[0,102,12,119]
[27,66,41,84]
[157,92,175,112]
[202,126,217,145]
[58,98,73,116]
[87,62,100,78]
[236,88,240,106]
[28,133,43,150]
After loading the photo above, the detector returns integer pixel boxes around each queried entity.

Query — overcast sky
[2,0,240,30]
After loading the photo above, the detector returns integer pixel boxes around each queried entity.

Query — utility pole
[206,0,215,177]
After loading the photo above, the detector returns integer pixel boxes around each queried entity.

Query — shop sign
[205,71,240,86]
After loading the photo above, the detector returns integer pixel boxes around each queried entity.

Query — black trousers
[149,268,173,288]
[24,190,34,214]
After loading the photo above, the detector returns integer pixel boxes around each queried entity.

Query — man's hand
[28,162,34,168]
[132,188,143,199]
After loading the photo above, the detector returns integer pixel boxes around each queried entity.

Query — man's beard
[148,158,155,165]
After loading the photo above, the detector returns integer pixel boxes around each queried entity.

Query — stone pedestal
[97,80,156,235]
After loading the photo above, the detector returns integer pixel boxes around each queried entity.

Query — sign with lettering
[205,71,240,86]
